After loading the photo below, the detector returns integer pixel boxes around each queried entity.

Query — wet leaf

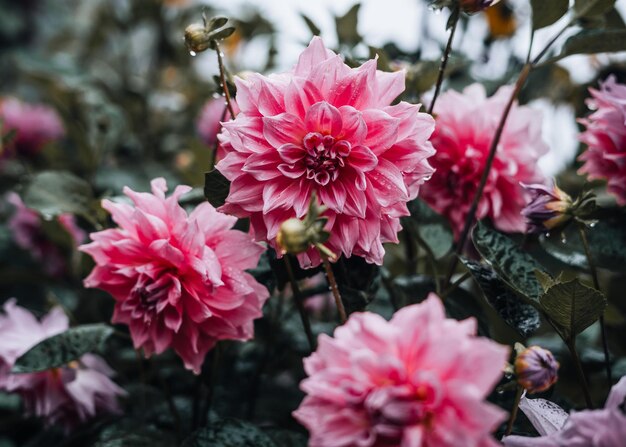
[555,29,626,61]
[23,171,95,220]
[182,419,276,447]
[539,217,626,273]
[204,169,230,208]
[462,258,541,338]
[539,278,607,340]
[531,0,569,30]
[407,199,453,259]
[472,222,546,303]
[12,324,114,373]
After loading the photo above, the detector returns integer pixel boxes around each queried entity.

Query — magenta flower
[578,76,626,206]
[80,178,269,373]
[0,97,65,157]
[504,376,626,446]
[521,183,573,234]
[216,37,436,268]
[0,299,125,431]
[421,84,548,237]
[6,193,86,277]
[514,346,559,394]
[293,294,510,447]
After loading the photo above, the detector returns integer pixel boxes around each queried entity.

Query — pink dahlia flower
[7,193,86,277]
[421,84,548,237]
[80,178,269,373]
[0,97,65,157]
[504,376,626,446]
[578,76,626,206]
[293,294,510,447]
[216,37,436,267]
[0,299,125,431]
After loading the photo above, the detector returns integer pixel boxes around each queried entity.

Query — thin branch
[428,6,460,115]
[567,338,594,408]
[214,41,236,119]
[284,256,316,351]
[321,254,347,324]
[505,385,524,436]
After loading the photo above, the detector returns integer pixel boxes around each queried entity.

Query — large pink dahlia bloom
[0,97,65,158]
[216,37,436,267]
[578,76,626,206]
[80,178,269,373]
[293,294,510,447]
[0,299,125,431]
[421,84,548,237]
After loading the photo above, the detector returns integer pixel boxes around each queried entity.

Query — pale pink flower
[293,294,510,447]
[421,84,548,237]
[80,178,269,373]
[216,37,436,268]
[578,76,626,206]
[0,299,125,431]
[0,97,65,157]
[504,376,626,446]
[6,193,86,277]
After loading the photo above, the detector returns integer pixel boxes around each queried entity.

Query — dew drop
[561,234,567,244]
[545,232,551,238]
[189,50,197,57]
[219,52,225,58]
[589,221,597,228]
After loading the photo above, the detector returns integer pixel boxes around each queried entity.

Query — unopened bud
[185,23,212,53]
[515,346,559,394]
[277,218,310,255]
[522,182,574,234]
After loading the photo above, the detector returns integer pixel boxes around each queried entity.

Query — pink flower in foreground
[0,97,64,157]
[216,37,436,268]
[293,294,510,447]
[421,84,548,237]
[7,193,86,277]
[80,178,269,373]
[504,376,626,446]
[578,76,626,206]
[0,299,125,431]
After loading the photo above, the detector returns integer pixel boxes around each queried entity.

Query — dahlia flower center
[130,274,172,317]
[302,132,351,186]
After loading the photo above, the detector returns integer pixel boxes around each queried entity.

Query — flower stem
[428,6,460,115]
[444,63,532,285]
[577,222,612,385]
[200,344,221,427]
[567,338,594,408]
[321,254,347,324]
[441,271,471,299]
[505,385,523,436]
[283,255,316,350]
[214,41,236,119]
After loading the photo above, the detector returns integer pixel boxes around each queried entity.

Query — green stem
[505,385,524,436]
[441,271,471,299]
[214,41,236,119]
[428,6,460,115]
[567,338,594,408]
[577,223,612,385]
[284,256,316,351]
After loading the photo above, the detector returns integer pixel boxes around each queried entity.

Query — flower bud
[277,218,310,255]
[515,346,559,394]
[522,182,574,234]
[184,24,212,54]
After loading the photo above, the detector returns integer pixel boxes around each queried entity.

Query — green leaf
[407,199,453,259]
[539,217,626,273]
[461,258,541,338]
[301,14,321,36]
[531,0,569,30]
[539,278,607,340]
[472,222,546,303]
[204,169,230,208]
[23,171,95,220]
[335,4,362,47]
[182,419,276,447]
[556,29,626,60]
[574,0,617,18]
[12,324,114,373]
